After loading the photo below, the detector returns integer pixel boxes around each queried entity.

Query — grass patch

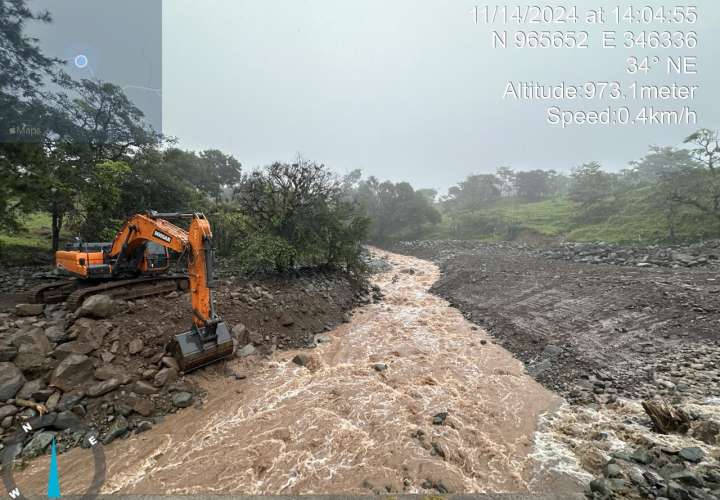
[437,189,720,245]
[0,212,54,265]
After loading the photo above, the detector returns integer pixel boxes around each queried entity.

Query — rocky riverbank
[392,240,720,500]
[0,267,374,462]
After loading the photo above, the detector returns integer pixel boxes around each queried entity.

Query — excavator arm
[109,211,233,371]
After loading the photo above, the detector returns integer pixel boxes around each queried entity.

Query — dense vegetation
[428,133,720,244]
[0,1,368,271]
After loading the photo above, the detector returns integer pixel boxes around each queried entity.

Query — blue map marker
[47,438,61,498]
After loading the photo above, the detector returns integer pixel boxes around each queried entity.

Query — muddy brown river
[16,250,575,495]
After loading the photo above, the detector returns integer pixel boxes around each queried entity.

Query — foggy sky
[29,1,720,192]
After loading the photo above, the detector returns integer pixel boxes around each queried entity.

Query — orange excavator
[40,211,233,371]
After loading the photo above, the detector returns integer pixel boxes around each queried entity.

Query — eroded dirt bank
[16,250,572,496]
[392,241,720,499]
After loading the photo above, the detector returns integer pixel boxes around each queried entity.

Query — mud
[392,240,720,498]
[14,250,575,497]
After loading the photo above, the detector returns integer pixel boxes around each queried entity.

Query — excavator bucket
[169,321,234,372]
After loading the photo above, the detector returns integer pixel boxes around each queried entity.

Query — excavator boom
[56,211,233,372]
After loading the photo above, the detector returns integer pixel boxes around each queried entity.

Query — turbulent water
[16,250,572,495]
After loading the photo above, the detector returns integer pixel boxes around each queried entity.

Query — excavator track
[65,275,189,311]
[26,280,85,304]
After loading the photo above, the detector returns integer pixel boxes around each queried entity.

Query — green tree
[0,0,61,232]
[353,177,441,243]
[665,129,720,220]
[233,159,368,271]
[568,162,616,222]
[444,174,501,212]
[515,170,555,201]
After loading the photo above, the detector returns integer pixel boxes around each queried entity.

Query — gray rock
[0,362,26,400]
[15,304,44,317]
[132,399,154,417]
[132,380,159,395]
[44,326,67,344]
[0,405,17,420]
[77,295,115,319]
[45,391,61,412]
[53,411,81,430]
[53,341,94,357]
[17,378,46,400]
[666,481,691,500]
[72,319,108,350]
[13,351,47,373]
[153,367,178,387]
[93,365,131,384]
[231,323,247,340]
[314,334,331,344]
[12,328,51,354]
[432,412,448,425]
[101,415,128,444]
[0,344,18,362]
[589,478,611,496]
[22,431,54,458]
[692,420,720,445]
[669,471,704,488]
[373,363,388,372]
[161,356,179,371]
[236,343,255,358]
[86,378,120,397]
[172,391,193,408]
[606,463,623,478]
[678,446,704,463]
[59,390,85,411]
[292,354,310,366]
[631,447,651,465]
[50,354,93,392]
[127,339,143,355]
[135,421,153,433]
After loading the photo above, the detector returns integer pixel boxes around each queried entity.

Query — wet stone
[678,446,704,463]
[432,412,448,425]
[172,391,193,408]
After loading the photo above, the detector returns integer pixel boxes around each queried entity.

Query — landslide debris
[0,266,373,462]
[393,240,720,500]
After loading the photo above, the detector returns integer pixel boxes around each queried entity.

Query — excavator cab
[140,242,171,273]
[57,239,171,279]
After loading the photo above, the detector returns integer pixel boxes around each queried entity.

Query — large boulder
[77,295,115,319]
[53,341,94,359]
[12,328,51,354]
[0,363,25,400]
[13,350,48,373]
[70,319,109,349]
[50,354,93,392]
[15,304,44,317]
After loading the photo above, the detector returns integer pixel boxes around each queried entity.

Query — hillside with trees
[432,130,720,245]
